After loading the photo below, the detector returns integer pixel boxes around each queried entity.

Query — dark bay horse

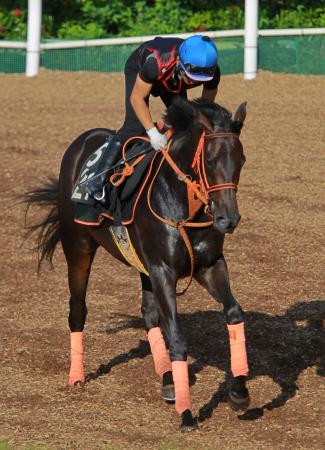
[24,98,249,432]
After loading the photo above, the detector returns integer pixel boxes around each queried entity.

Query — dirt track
[0,69,324,450]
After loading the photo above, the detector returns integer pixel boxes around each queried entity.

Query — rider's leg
[86,57,147,201]
[85,136,123,199]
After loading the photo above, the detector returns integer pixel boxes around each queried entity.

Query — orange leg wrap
[172,360,192,415]
[147,327,172,379]
[69,331,85,386]
[227,323,249,377]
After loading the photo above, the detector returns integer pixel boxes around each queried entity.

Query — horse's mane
[164,97,242,146]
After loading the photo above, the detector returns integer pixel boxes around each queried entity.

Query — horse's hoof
[162,384,175,402]
[180,409,198,433]
[69,380,85,388]
[162,371,175,403]
[228,389,250,412]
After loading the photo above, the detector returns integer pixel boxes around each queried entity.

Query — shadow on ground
[86,300,324,422]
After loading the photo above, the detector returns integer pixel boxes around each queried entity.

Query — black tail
[23,176,60,273]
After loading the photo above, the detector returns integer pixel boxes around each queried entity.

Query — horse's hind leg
[195,255,250,411]
[140,273,174,402]
[61,228,98,386]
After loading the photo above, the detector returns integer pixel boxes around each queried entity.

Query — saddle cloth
[73,138,159,226]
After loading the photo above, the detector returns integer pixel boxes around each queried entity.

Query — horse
[24,97,249,432]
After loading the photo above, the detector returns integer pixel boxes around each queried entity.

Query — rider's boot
[85,137,122,204]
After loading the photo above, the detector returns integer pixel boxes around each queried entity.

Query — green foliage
[57,21,106,39]
[186,6,244,32]
[53,0,134,38]
[0,1,324,41]
[215,6,244,30]
[186,10,216,32]
[77,0,133,35]
[127,0,189,36]
[0,7,27,40]
[272,6,325,28]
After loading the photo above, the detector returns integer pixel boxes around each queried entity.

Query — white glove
[147,126,167,150]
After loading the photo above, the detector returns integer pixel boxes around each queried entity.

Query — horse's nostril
[221,215,240,225]
[216,215,240,233]
[217,217,232,229]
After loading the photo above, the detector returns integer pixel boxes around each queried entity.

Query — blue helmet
[178,35,218,82]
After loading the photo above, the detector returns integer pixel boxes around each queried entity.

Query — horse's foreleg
[195,255,250,411]
[150,270,197,432]
[140,273,174,402]
[63,234,98,387]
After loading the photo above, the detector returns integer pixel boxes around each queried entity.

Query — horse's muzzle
[214,212,241,234]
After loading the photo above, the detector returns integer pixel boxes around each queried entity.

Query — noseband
[159,130,240,206]
[192,131,239,198]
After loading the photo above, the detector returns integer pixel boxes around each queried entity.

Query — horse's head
[164,98,246,234]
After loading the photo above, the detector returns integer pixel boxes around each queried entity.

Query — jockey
[86,34,220,202]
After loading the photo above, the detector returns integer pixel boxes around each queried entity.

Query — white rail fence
[1,27,324,76]
[2,27,324,51]
[1,0,325,77]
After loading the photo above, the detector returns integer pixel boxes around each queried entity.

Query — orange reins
[147,130,239,295]
[106,130,239,295]
[109,136,151,187]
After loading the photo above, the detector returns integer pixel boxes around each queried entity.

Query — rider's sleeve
[138,55,159,84]
[203,65,221,90]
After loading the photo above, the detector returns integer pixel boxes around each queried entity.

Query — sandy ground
[0,69,324,450]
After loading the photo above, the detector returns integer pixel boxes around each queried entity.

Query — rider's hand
[147,126,167,150]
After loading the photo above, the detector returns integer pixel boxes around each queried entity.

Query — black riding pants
[116,49,187,143]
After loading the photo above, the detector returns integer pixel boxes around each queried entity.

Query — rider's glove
[147,126,167,151]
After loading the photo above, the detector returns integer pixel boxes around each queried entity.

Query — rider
[86,34,220,202]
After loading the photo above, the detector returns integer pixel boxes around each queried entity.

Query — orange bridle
[156,130,239,209]
[191,131,239,198]
[148,130,240,295]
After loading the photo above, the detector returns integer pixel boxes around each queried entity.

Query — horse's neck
[153,161,188,219]
[170,129,201,175]
[152,132,201,219]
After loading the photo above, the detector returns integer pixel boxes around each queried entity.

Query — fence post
[244,0,259,79]
[26,0,42,77]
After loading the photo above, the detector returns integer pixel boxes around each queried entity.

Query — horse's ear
[197,111,212,131]
[233,102,247,131]
[164,97,196,132]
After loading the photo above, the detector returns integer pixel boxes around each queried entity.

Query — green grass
[159,445,185,450]
[0,440,11,450]
[0,440,55,450]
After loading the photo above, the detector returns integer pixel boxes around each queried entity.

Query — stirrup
[93,186,106,202]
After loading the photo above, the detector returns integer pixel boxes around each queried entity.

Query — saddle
[72,135,159,226]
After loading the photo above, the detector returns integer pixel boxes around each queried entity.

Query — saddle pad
[74,151,161,226]
[71,137,153,205]
[121,145,155,200]
[109,225,149,275]
[71,138,112,205]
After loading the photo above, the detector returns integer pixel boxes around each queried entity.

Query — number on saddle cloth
[71,137,113,205]
[71,135,153,206]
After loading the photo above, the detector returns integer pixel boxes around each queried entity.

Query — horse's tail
[23,176,60,273]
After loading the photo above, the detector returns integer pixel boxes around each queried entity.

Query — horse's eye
[206,157,216,169]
